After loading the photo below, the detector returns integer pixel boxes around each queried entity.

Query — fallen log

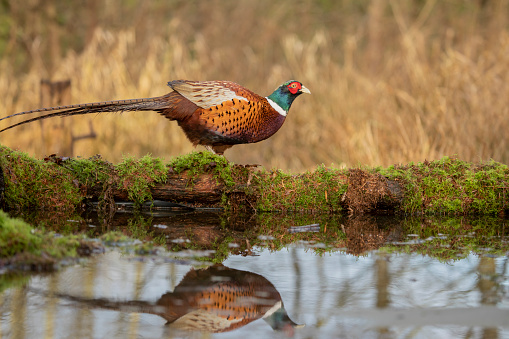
[87,172,226,207]
[0,146,507,215]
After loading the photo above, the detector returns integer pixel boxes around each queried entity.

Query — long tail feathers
[0,95,171,133]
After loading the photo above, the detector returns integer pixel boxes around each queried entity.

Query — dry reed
[1,0,508,172]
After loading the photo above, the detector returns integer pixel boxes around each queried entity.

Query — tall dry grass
[1,0,508,172]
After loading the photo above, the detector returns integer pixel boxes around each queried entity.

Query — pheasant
[32,264,302,333]
[0,80,310,155]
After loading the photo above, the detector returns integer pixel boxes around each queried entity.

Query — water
[1,211,509,338]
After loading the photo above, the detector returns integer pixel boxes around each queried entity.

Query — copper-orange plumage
[0,80,310,155]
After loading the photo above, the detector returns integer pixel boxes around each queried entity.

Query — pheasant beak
[299,85,311,94]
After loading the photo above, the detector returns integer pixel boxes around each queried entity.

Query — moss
[253,212,347,252]
[66,155,114,187]
[45,235,81,258]
[0,272,30,294]
[1,146,509,216]
[68,153,168,208]
[125,214,166,245]
[168,152,259,214]
[379,156,509,215]
[254,166,347,212]
[0,146,82,210]
[0,209,92,262]
[165,211,350,262]
[100,230,134,245]
[0,210,175,271]
[379,215,508,260]
[209,236,237,263]
[0,209,43,257]
[168,151,236,187]
[115,155,167,206]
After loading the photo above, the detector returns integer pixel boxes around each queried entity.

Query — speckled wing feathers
[169,80,253,109]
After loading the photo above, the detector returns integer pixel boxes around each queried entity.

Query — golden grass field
[0,0,508,172]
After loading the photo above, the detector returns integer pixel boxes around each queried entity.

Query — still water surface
[1,244,508,338]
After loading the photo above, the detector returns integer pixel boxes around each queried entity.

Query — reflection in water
[31,264,300,335]
[2,209,509,338]
[0,248,509,338]
[479,256,499,339]
[11,208,509,260]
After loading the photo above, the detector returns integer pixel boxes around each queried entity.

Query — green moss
[164,211,349,262]
[253,212,347,251]
[115,155,167,206]
[45,235,81,258]
[0,146,82,210]
[0,209,87,260]
[97,228,161,253]
[210,236,237,263]
[100,230,134,245]
[1,145,508,216]
[66,155,114,187]
[125,214,165,245]
[254,166,347,212]
[0,210,175,270]
[67,153,169,208]
[168,151,236,187]
[168,152,259,213]
[0,272,30,294]
[0,209,42,257]
[379,215,508,260]
[379,156,509,215]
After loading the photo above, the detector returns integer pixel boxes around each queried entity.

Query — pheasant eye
[287,82,301,94]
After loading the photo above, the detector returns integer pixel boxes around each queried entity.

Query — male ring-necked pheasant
[0,80,310,155]
[38,264,301,333]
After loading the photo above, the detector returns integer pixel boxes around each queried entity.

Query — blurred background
[0,0,508,172]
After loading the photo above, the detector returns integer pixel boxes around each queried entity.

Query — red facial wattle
[287,82,301,94]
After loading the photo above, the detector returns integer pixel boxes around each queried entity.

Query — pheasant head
[266,80,311,116]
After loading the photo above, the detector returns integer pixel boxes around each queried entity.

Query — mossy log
[88,172,226,207]
[0,146,508,215]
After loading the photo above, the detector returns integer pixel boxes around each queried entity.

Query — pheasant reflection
[44,264,302,334]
